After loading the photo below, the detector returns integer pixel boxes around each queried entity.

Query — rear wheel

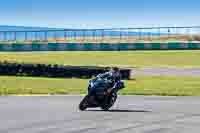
[79,95,89,111]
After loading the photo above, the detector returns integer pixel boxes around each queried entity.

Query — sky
[0,0,200,29]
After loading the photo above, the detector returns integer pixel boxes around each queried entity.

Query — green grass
[0,76,87,95]
[1,76,200,96]
[1,51,200,68]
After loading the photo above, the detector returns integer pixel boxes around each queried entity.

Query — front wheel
[79,95,89,111]
[101,93,118,111]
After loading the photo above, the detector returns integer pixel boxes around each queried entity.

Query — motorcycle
[79,75,124,111]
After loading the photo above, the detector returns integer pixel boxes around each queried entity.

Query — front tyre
[79,95,89,111]
[101,93,118,111]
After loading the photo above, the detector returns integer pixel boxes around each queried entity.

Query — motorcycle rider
[88,67,124,94]
[109,67,125,92]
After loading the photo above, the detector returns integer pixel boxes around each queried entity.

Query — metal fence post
[35,32,37,41]
[92,30,95,42]
[44,31,48,42]
[167,28,170,39]
[148,29,151,41]
[83,30,86,42]
[102,29,105,43]
[14,32,17,41]
[4,32,7,41]
[64,30,67,41]
[25,32,28,41]
[119,28,122,43]
[54,31,57,41]
[139,28,142,41]
[158,28,161,40]
[73,30,77,42]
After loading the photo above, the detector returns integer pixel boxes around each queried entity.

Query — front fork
[104,87,113,96]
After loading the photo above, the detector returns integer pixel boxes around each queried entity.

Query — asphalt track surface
[0,96,200,133]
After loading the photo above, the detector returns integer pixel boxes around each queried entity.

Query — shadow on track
[86,109,151,113]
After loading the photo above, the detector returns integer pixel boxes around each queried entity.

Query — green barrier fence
[0,42,200,51]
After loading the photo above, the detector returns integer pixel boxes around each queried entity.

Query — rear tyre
[79,95,89,111]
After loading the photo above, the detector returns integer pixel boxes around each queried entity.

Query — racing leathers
[95,70,124,93]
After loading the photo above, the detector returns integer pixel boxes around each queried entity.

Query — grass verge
[1,76,200,96]
[1,51,200,68]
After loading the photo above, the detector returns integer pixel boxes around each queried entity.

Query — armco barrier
[0,42,200,51]
[0,61,131,80]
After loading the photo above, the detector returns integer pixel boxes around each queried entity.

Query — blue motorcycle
[79,75,125,111]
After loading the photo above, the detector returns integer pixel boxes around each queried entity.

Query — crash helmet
[111,67,120,73]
